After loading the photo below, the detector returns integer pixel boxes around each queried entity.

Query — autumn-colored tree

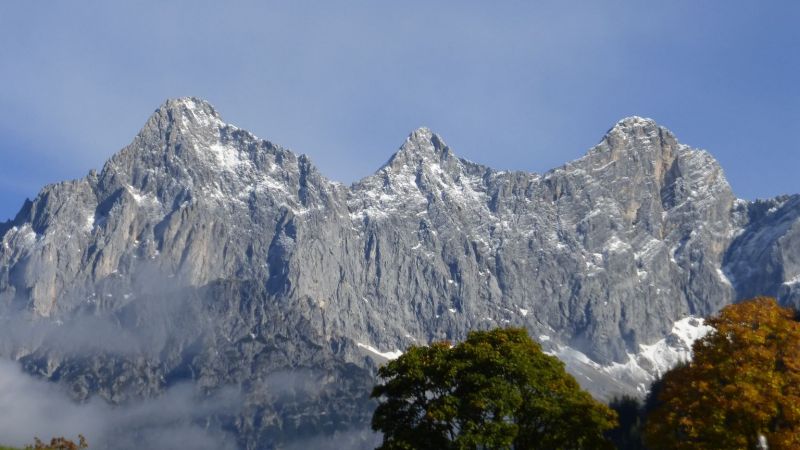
[644,297,800,449]
[371,327,618,449]
[25,435,87,450]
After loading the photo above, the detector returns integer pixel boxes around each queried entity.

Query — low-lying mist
[0,273,380,450]
[0,358,240,449]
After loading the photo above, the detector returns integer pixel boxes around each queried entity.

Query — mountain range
[1,98,798,449]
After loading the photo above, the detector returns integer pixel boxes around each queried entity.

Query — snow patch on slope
[783,274,800,286]
[357,343,403,360]
[553,316,712,395]
[604,317,712,393]
[208,143,251,172]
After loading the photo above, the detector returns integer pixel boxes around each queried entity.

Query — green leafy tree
[644,297,800,449]
[371,327,617,449]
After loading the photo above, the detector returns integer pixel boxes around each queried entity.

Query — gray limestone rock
[1,98,798,448]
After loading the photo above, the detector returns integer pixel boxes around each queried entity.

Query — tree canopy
[25,436,87,450]
[0,435,87,450]
[644,297,800,449]
[370,327,617,449]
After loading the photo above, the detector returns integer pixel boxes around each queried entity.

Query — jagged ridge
[1,98,799,449]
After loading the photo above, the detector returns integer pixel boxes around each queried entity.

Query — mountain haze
[1,98,799,448]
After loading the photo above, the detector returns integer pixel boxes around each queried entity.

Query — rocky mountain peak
[3,98,800,449]
[612,115,658,129]
[602,116,666,145]
[97,96,298,209]
[152,97,224,128]
[120,97,229,167]
[383,127,452,170]
[574,115,686,194]
[406,126,443,148]
[595,116,675,156]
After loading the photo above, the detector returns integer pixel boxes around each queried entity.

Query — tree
[25,436,88,450]
[605,396,647,450]
[371,327,618,449]
[644,297,800,449]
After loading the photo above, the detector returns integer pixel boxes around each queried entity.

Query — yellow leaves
[645,297,800,450]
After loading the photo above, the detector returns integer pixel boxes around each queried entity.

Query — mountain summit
[383,127,452,167]
[1,98,799,449]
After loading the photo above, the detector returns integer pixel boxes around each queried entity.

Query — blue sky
[1,1,798,221]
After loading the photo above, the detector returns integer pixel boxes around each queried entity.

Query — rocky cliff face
[1,98,798,449]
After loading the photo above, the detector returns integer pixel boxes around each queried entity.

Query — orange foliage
[645,297,800,449]
[24,436,87,450]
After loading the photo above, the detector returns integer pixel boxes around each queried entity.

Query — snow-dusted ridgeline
[2,98,800,448]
